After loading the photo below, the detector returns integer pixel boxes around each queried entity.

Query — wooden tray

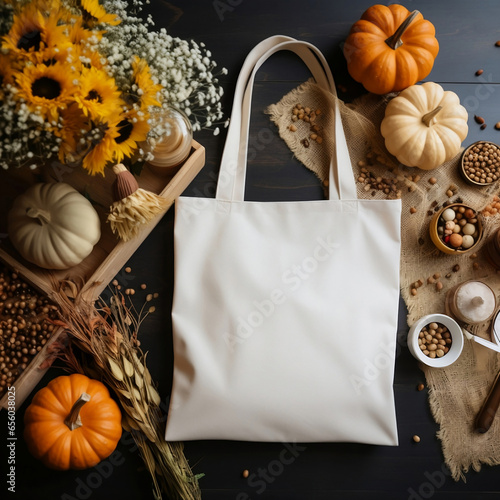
[0,140,205,409]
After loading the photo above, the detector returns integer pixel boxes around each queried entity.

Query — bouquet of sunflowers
[0,0,226,175]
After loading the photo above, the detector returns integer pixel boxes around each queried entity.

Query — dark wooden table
[2,1,500,499]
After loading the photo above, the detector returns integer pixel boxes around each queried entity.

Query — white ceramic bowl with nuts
[407,313,464,368]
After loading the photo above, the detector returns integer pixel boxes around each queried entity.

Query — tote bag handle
[216,35,357,202]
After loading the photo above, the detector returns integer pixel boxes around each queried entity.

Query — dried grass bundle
[52,283,201,500]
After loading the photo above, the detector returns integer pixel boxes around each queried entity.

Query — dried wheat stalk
[53,283,201,500]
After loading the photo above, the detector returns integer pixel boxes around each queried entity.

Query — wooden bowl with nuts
[429,203,483,255]
[407,313,464,368]
[461,141,500,186]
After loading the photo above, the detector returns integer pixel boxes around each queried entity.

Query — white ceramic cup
[408,313,464,368]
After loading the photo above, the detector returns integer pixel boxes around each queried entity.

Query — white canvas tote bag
[166,36,401,445]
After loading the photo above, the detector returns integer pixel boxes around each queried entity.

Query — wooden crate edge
[78,140,205,302]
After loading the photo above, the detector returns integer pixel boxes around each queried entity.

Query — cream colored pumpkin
[8,183,101,270]
[380,82,468,170]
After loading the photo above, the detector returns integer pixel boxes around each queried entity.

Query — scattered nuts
[429,177,437,185]
[356,168,401,199]
[410,207,417,214]
[413,435,421,443]
[242,469,249,479]
[452,264,460,272]
[417,383,425,391]
[474,115,485,125]
[481,123,487,130]
[475,69,484,76]
[495,122,500,130]
[435,281,443,291]
[289,104,323,144]
[125,266,132,273]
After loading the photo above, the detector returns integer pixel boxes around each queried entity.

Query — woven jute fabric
[267,80,500,481]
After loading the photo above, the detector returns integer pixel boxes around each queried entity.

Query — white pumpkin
[380,82,468,170]
[8,183,101,270]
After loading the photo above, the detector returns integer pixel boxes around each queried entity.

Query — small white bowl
[407,313,464,368]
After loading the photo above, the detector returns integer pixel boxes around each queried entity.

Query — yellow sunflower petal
[68,16,104,46]
[112,108,151,163]
[129,56,162,110]
[74,66,124,120]
[13,61,77,121]
[2,1,70,59]
[56,104,91,163]
[81,118,121,175]
[79,0,121,26]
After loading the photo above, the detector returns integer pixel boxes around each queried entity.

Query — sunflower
[73,43,107,71]
[2,1,70,60]
[75,66,124,120]
[127,56,162,110]
[14,61,77,120]
[81,117,121,175]
[68,16,103,46]
[56,103,91,164]
[78,0,120,27]
[112,108,151,163]
[28,43,76,67]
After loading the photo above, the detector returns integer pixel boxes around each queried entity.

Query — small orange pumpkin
[343,4,439,95]
[24,374,122,470]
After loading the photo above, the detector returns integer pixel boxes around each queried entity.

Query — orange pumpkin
[24,374,122,470]
[343,4,439,95]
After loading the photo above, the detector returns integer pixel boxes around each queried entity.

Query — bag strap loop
[216,35,357,202]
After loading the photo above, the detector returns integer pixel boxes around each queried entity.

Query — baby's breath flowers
[0,0,227,175]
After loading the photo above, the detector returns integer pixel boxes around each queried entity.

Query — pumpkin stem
[422,106,443,127]
[64,393,91,431]
[385,10,420,50]
[26,207,51,225]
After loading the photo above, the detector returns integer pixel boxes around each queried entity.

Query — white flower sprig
[98,0,229,135]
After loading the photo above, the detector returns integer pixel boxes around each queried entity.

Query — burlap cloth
[267,80,500,481]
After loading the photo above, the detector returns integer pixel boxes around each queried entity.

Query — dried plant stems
[53,284,201,500]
